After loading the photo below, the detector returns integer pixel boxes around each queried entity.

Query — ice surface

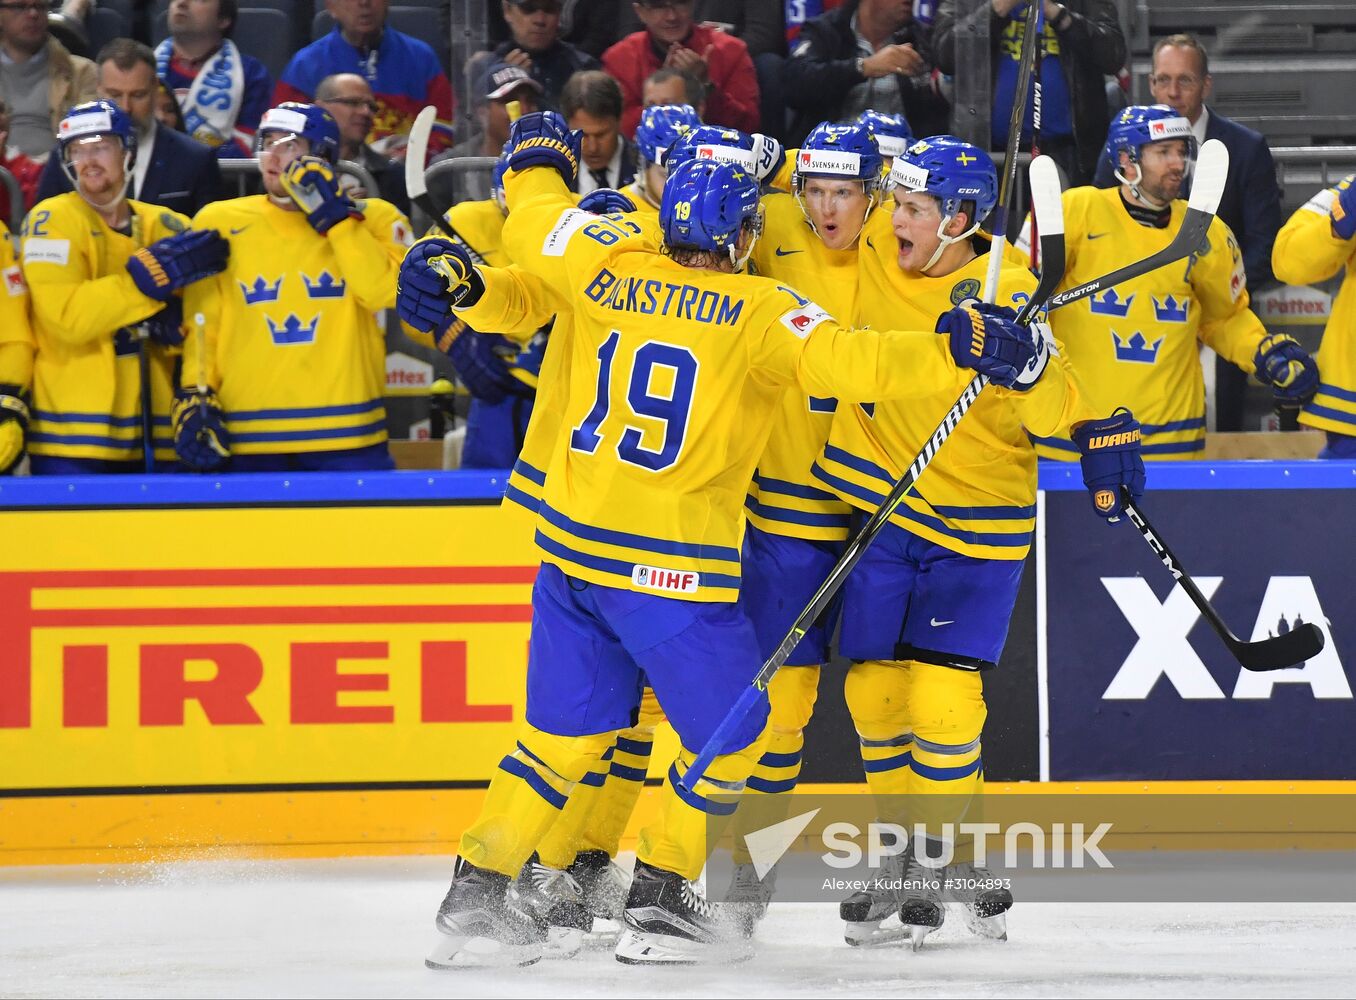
[1,855,1353,999]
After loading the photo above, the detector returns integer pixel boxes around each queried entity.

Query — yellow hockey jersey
[22,193,187,463]
[1272,176,1356,437]
[744,191,868,542]
[0,236,33,389]
[813,212,1097,561]
[619,179,661,214]
[183,196,412,455]
[470,166,969,602]
[1019,185,1266,459]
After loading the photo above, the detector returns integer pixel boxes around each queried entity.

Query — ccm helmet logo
[957,186,983,195]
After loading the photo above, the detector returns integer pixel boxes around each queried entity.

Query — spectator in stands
[0,96,43,224]
[697,0,788,139]
[432,60,541,204]
[35,39,223,218]
[1092,33,1283,431]
[493,0,599,112]
[273,0,455,156]
[642,66,704,118]
[932,0,1126,186]
[562,69,636,195]
[603,0,760,136]
[315,71,410,214]
[0,0,96,158]
[154,79,187,131]
[155,0,272,159]
[785,0,948,147]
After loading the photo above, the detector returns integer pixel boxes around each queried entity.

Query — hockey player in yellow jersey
[1018,105,1317,459]
[0,235,34,475]
[1273,173,1356,457]
[727,120,890,923]
[809,135,1140,947]
[397,110,1055,967]
[175,103,412,472]
[22,101,228,474]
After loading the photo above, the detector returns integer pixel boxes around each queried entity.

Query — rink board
[0,464,1353,863]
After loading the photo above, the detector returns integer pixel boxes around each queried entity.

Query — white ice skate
[614,859,753,965]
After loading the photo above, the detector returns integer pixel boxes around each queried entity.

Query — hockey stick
[981,0,1042,302]
[679,156,1066,793]
[1122,488,1325,670]
[406,105,458,240]
[136,326,154,473]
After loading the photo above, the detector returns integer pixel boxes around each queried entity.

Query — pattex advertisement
[1042,480,1355,781]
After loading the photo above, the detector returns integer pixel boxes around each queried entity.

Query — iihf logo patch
[631,564,699,594]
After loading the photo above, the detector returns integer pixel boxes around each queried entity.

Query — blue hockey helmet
[794,122,884,189]
[663,124,758,174]
[889,135,998,226]
[635,103,702,167]
[255,102,341,163]
[1104,104,1195,170]
[58,100,136,164]
[660,157,763,268]
[57,100,137,199]
[855,110,913,160]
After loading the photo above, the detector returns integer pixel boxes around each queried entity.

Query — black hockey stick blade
[1121,488,1325,671]
[1047,138,1229,313]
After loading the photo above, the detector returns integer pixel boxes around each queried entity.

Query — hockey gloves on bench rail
[0,385,29,475]
[506,111,581,187]
[173,390,231,472]
[1254,333,1319,404]
[397,239,486,333]
[938,301,1050,390]
[1071,408,1146,524]
[126,229,229,302]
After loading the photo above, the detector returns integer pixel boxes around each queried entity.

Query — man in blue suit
[35,39,223,218]
[1095,34,1282,431]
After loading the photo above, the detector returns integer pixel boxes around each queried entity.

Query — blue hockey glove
[938,301,1050,390]
[1254,333,1319,403]
[506,111,581,186]
[397,239,485,333]
[144,297,185,347]
[0,384,29,475]
[1330,174,1356,241]
[1072,408,1146,524]
[282,156,363,234]
[172,390,230,472]
[437,315,528,404]
[126,229,229,301]
[579,187,637,215]
[751,132,785,182]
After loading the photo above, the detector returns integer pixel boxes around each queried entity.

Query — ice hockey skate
[724,862,777,938]
[839,842,911,946]
[614,859,753,965]
[567,849,631,929]
[425,857,545,969]
[511,855,592,958]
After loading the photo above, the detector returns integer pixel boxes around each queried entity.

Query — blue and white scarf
[154,38,247,151]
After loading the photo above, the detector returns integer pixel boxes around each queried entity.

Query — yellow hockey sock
[536,689,662,869]
[458,725,617,877]
[844,658,914,801]
[903,660,986,852]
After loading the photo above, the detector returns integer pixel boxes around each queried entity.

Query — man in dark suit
[1094,33,1282,430]
[35,38,223,218]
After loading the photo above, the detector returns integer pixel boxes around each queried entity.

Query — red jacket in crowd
[603,24,760,137]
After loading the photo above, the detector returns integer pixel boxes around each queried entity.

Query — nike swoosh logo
[231,226,250,235]
[774,246,802,256]
[1088,232,1108,240]
[930,618,954,627]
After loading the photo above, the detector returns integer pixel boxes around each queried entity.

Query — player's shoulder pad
[355,196,415,248]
